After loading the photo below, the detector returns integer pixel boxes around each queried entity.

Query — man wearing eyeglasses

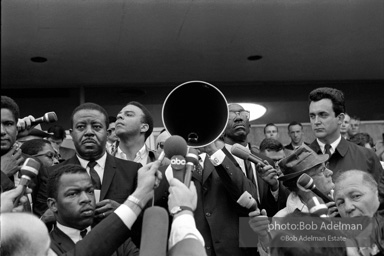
[188,103,288,256]
[20,139,59,168]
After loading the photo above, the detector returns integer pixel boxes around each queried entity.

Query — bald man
[1,213,53,256]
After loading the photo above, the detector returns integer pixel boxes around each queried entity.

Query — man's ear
[140,123,149,133]
[69,128,73,134]
[337,113,345,124]
[47,197,58,213]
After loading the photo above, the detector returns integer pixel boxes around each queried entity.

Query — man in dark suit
[47,164,139,256]
[187,103,288,256]
[308,87,384,206]
[35,103,141,222]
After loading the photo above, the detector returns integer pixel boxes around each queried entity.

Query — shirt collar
[76,152,107,169]
[286,192,309,214]
[56,222,91,244]
[316,135,342,154]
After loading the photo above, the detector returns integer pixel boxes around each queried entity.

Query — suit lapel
[100,154,117,201]
[50,226,76,253]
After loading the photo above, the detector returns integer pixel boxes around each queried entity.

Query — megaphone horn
[162,81,229,148]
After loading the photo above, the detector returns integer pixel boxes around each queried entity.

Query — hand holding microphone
[13,158,40,207]
[17,111,58,131]
[163,135,189,185]
[297,173,334,203]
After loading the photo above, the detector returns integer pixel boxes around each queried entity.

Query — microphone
[236,191,258,211]
[14,158,40,206]
[184,148,199,187]
[140,206,169,256]
[30,112,58,126]
[163,135,188,159]
[164,135,189,184]
[297,173,334,203]
[307,196,328,217]
[231,143,275,167]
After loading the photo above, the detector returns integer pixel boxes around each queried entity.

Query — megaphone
[162,81,228,148]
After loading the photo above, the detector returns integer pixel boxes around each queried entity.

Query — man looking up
[114,101,159,165]
[308,87,384,206]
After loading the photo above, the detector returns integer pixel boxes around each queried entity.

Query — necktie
[324,144,332,159]
[244,159,259,203]
[80,229,87,239]
[111,144,116,155]
[88,161,101,189]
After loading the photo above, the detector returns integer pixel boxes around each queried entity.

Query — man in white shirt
[114,101,159,166]
[307,87,384,207]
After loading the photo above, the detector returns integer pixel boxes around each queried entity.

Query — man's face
[107,122,118,143]
[265,126,278,140]
[1,108,18,156]
[34,143,59,168]
[52,172,95,230]
[348,118,360,136]
[308,163,334,195]
[339,114,350,135]
[309,99,343,142]
[334,173,380,217]
[70,109,107,160]
[224,104,250,143]
[115,105,147,139]
[288,125,303,144]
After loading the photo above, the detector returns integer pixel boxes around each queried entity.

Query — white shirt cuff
[115,204,138,229]
[209,149,226,166]
[168,213,205,249]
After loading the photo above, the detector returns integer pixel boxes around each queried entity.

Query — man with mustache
[308,87,384,206]
[35,103,141,222]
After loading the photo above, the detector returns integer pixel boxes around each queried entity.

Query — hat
[278,144,328,183]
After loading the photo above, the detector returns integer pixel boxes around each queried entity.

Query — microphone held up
[297,173,334,203]
[14,158,40,206]
[30,111,58,126]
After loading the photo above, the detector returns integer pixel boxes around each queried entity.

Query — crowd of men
[1,86,384,256]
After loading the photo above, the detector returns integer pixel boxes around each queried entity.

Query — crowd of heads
[1,84,383,256]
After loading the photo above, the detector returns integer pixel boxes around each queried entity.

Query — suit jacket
[154,146,288,256]
[50,213,139,256]
[33,153,141,217]
[309,137,384,205]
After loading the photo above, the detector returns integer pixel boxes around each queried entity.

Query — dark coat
[153,146,288,256]
[33,153,141,217]
[309,137,384,206]
[50,213,139,256]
